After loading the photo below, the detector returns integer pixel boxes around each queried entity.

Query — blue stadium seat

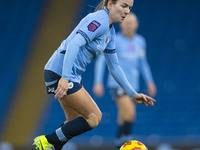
[0,0,44,133]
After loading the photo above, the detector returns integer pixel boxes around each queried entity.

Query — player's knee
[123,110,135,122]
[87,112,102,128]
[127,113,135,122]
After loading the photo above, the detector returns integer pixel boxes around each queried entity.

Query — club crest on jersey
[87,20,101,32]
[97,44,104,51]
[68,82,74,89]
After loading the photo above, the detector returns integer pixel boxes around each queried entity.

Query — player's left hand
[132,93,156,106]
[93,84,104,97]
[55,78,69,99]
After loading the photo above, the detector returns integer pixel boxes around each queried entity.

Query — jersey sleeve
[77,14,107,43]
[139,37,154,83]
[103,52,137,98]
[94,54,106,84]
[138,36,147,58]
[62,34,86,79]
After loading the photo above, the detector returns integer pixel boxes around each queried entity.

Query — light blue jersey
[94,32,153,91]
[45,8,115,82]
[45,8,137,98]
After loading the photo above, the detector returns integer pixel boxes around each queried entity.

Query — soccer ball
[120,140,148,150]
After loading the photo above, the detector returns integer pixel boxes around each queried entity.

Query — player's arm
[56,15,106,99]
[103,51,155,106]
[93,54,106,97]
[139,50,157,97]
[55,34,86,99]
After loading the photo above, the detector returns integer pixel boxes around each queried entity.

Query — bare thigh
[116,95,136,124]
[59,87,102,127]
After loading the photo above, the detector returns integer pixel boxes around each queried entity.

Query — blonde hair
[95,0,118,11]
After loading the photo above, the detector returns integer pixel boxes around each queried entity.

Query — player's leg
[112,88,136,149]
[115,95,136,149]
[43,70,81,125]
[34,70,101,150]
[55,105,81,150]
[116,94,136,135]
[33,102,82,150]
[61,87,102,128]
[44,87,102,149]
[59,102,81,123]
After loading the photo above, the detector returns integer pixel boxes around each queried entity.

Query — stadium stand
[0,0,43,134]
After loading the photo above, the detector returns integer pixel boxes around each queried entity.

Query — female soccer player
[33,0,156,150]
[93,13,157,149]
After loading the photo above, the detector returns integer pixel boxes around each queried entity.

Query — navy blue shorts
[44,70,82,95]
[109,88,128,100]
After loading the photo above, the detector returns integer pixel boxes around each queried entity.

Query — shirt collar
[104,8,109,14]
[103,8,112,29]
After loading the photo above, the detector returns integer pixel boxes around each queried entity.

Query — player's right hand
[93,84,104,97]
[55,78,69,99]
[132,93,156,106]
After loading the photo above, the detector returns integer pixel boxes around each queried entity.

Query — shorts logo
[48,87,55,93]
[87,20,101,32]
[117,89,124,96]
[68,82,74,89]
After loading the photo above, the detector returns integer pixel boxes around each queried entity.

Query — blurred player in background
[33,0,156,149]
[93,13,157,149]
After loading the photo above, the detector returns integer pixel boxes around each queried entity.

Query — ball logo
[68,82,74,89]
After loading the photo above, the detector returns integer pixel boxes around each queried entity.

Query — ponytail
[95,0,118,11]
[95,0,108,11]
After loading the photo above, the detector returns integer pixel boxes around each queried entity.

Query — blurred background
[0,0,200,150]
